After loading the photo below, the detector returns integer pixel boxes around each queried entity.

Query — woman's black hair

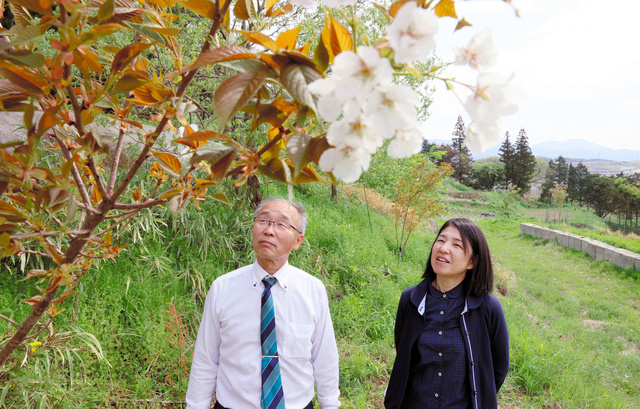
[422,218,493,297]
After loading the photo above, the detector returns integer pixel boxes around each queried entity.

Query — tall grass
[2,180,640,408]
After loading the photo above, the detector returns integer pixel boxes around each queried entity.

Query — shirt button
[443,294,446,298]
[438,372,442,377]
[440,311,444,315]
[438,331,442,335]
[439,352,442,357]
[435,393,439,398]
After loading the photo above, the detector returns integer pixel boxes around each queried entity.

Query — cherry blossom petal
[387,2,439,64]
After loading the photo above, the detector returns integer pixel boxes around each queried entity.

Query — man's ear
[292,234,304,251]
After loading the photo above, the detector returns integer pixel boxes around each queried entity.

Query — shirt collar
[252,262,290,292]
[428,280,465,299]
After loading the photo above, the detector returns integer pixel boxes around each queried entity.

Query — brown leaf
[266,3,292,18]
[175,45,258,77]
[158,186,183,200]
[279,63,320,113]
[21,269,49,281]
[239,31,278,52]
[233,0,256,21]
[0,67,46,95]
[455,18,472,31]
[389,0,411,17]
[213,69,268,132]
[145,0,177,6]
[276,25,300,50]
[10,0,53,16]
[174,130,230,149]
[151,151,182,178]
[285,133,313,180]
[211,192,231,204]
[24,295,43,307]
[111,43,151,74]
[190,142,236,183]
[321,11,353,63]
[253,97,295,128]
[434,0,457,18]
[177,0,217,19]
[129,82,174,106]
[258,158,325,184]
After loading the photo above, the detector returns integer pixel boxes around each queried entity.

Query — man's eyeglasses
[254,218,301,234]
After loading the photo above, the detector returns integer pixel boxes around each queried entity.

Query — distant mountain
[424,138,640,162]
[530,139,640,162]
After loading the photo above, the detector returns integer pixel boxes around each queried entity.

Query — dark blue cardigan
[385,279,509,409]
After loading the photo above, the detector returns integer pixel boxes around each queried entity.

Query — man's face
[252,201,304,268]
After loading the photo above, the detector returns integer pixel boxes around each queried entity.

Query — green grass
[2,181,640,408]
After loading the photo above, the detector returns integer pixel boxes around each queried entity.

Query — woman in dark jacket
[385,218,509,409]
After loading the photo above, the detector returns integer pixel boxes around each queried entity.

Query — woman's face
[430,225,474,281]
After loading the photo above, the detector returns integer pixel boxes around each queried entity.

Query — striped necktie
[261,277,285,409]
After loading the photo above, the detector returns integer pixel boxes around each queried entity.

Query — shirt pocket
[282,323,313,360]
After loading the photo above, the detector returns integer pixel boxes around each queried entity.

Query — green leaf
[213,69,268,132]
[97,0,115,23]
[286,133,313,180]
[124,23,166,45]
[190,142,236,183]
[3,26,43,50]
[111,74,150,93]
[0,50,45,68]
[279,63,321,115]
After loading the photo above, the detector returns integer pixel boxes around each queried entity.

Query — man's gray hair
[254,197,308,234]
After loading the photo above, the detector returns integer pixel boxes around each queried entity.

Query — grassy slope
[2,182,640,408]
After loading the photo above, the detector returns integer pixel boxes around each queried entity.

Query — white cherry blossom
[454,28,498,70]
[387,128,423,158]
[318,145,372,184]
[387,1,439,64]
[465,72,520,126]
[465,122,501,153]
[332,47,394,101]
[326,113,382,154]
[366,83,420,139]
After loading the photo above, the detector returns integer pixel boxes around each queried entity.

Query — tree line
[422,115,536,192]
[427,116,640,229]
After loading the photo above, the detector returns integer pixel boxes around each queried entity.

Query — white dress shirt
[186,262,340,409]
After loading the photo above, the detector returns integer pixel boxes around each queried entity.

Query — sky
[422,0,640,152]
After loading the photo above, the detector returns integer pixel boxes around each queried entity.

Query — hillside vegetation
[2,177,640,408]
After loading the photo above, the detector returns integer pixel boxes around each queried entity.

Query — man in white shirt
[186,198,341,409]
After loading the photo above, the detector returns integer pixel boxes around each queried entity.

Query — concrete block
[581,238,597,259]
[612,250,636,269]
[603,247,617,263]
[594,242,613,261]
[569,234,584,251]
[558,232,569,247]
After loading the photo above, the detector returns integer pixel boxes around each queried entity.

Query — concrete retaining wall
[520,223,640,271]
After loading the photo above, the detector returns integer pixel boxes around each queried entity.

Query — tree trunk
[331,184,337,203]
[247,175,261,207]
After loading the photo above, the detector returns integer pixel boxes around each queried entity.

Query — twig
[52,132,95,211]
[0,314,20,327]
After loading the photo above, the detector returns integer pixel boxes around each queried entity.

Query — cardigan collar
[410,278,483,314]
